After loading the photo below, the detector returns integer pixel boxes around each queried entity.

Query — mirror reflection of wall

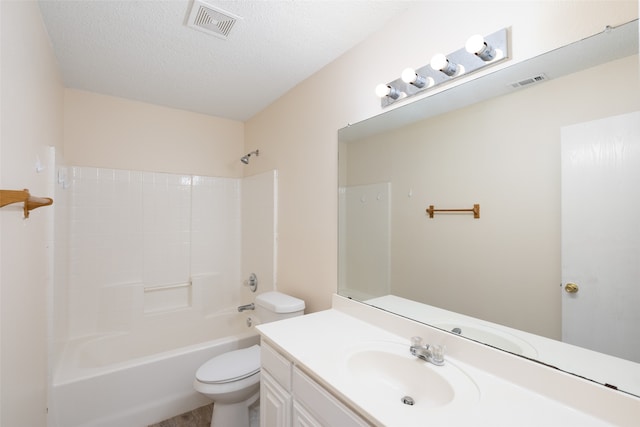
[340,53,639,341]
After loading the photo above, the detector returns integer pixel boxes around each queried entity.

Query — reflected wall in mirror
[338,20,640,396]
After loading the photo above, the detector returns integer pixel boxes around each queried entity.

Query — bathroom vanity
[256,295,640,426]
[260,341,369,426]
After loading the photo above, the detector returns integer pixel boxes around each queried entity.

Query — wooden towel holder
[0,189,53,218]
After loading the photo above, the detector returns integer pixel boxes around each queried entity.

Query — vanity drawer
[292,367,370,427]
[262,341,293,391]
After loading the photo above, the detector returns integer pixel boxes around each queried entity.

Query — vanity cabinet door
[292,367,370,427]
[292,401,322,427]
[261,371,292,427]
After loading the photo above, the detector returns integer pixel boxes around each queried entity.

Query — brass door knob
[564,283,579,293]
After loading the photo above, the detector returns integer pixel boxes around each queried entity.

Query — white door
[561,111,640,363]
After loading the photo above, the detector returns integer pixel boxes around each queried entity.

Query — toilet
[193,291,305,427]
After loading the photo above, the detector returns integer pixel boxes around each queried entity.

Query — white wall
[0,1,63,425]
[241,170,278,301]
[244,2,638,313]
[64,89,245,178]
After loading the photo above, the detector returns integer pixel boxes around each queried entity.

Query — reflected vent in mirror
[509,73,549,88]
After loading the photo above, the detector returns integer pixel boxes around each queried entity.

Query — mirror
[338,20,640,396]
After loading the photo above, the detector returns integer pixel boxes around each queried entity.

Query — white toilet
[193,291,305,427]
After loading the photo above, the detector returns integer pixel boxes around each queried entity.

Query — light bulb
[375,84,400,99]
[401,68,419,84]
[401,68,429,88]
[401,68,434,89]
[430,53,458,76]
[465,34,496,61]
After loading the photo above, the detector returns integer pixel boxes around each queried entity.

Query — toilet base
[210,391,259,427]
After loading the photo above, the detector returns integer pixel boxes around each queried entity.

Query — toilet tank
[255,291,305,324]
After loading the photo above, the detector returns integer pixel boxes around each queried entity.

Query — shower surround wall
[65,166,243,340]
[51,167,277,426]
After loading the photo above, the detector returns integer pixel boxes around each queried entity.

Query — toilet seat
[196,344,260,384]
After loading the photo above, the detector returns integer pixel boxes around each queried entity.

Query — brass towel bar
[0,189,53,218]
[426,204,480,219]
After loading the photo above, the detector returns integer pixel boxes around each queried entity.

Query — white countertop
[257,295,640,427]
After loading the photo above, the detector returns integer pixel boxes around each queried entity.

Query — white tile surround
[64,166,264,339]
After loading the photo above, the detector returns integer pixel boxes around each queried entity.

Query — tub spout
[237,303,255,312]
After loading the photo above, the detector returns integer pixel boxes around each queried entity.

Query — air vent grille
[187,0,241,40]
[509,74,549,88]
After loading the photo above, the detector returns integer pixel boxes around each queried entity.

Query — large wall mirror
[338,20,640,397]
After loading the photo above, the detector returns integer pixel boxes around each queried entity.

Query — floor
[149,402,260,427]
[148,404,213,427]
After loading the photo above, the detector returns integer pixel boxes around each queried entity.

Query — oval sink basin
[436,322,538,358]
[342,341,479,423]
[348,350,455,408]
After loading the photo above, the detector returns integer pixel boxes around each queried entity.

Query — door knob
[564,282,579,293]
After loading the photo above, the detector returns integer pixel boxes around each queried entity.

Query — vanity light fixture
[375,27,510,108]
[465,34,497,61]
[430,53,461,77]
[375,83,401,100]
[401,68,433,89]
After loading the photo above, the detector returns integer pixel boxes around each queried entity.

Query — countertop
[256,296,640,427]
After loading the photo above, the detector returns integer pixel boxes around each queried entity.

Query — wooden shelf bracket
[0,189,53,218]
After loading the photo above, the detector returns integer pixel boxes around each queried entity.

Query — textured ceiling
[38,0,412,121]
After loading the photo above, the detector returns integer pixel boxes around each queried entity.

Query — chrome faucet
[410,336,445,366]
[237,303,255,312]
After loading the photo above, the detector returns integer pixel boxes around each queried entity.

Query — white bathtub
[51,309,259,427]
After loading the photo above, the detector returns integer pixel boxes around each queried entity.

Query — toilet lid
[196,345,260,384]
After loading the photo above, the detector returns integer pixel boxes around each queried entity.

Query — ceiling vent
[509,74,549,89]
[187,0,241,40]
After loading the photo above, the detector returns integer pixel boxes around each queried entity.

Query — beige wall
[1,1,64,425]
[245,1,638,314]
[343,55,640,339]
[64,89,245,178]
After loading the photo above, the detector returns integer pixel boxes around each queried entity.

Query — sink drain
[401,396,415,406]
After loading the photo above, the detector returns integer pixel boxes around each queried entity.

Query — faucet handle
[430,344,446,365]
[410,336,423,347]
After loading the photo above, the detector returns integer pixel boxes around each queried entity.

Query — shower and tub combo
[52,292,304,427]
[51,166,281,426]
[52,307,259,426]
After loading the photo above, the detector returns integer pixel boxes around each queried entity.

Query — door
[561,111,640,363]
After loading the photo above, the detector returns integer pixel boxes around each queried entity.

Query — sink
[435,322,538,358]
[341,341,479,424]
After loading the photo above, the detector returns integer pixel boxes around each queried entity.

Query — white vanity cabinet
[291,367,370,427]
[260,341,370,427]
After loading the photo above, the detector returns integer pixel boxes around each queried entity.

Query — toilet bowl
[193,291,305,427]
[193,345,261,427]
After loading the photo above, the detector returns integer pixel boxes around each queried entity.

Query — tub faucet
[410,336,445,366]
[237,303,255,312]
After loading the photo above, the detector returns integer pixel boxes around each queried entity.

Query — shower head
[240,150,259,164]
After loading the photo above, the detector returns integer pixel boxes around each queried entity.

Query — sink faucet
[410,336,445,366]
[237,303,255,312]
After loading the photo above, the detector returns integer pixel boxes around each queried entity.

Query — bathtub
[51,309,259,427]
